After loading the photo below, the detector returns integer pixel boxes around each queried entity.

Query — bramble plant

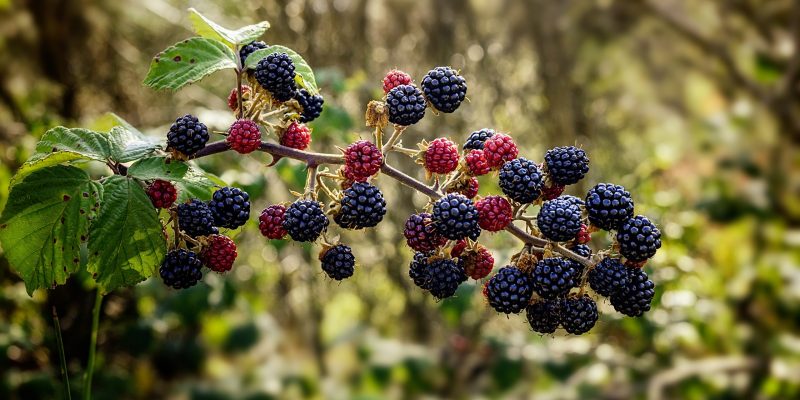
[0,8,661,398]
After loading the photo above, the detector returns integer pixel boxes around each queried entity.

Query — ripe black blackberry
[562,195,585,209]
[320,244,355,280]
[537,197,583,242]
[386,84,427,126]
[409,252,431,290]
[403,213,447,252]
[561,295,598,335]
[611,267,655,317]
[295,89,324,122]
[485,266,534,314]
[167,114,209,156]
[254,52,296,102]
[532,257,578,299]
[432,193,481,240]
[282,200,329,242]
[178,199,217,238]
[526,299,561,334]
[617,215,662,262]
[160,249,203,289]
[208,187,251,229]
[588,257,629,297]
[426,258,464,299]
[585,183,634,231]
[333,182,386,229]
[239,40,268,67]
[463,128,495,150]
[569,243,592,259]
[498,158,543,204]
[421,66,467,113]
[544,146,590,186]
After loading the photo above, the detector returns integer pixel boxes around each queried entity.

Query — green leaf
[176,165,221,202]
[87,176,166,293]
[188,8,269,49]
[35,126,112,161]
[11,151,93,185]
[143,37,238,91]
[0,166,102,295]
[108,126,161,163]
[88,112,145,137]
[127,156,190,181]
[244,46,318,93]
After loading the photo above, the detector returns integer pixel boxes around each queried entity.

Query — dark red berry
[464,149,490,176]
[403,212,447,252]
[475,195,513,232]
[227,85,251,111]
[227,119,261,154]
[344,140,383,181]
[541,183,566,201]
[147,180,177,209]
[382,69,412,94]
[447,176,479,199]
[259,205,287,239]
[201,235,237,273]
[575,224,591,244]
[424,138,459,174]
[482,133,518,168]
[460,245,494,280]
[280,122,311,150]
[450,239,467,257]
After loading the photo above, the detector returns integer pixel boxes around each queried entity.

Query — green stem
[52,306,72,400]
[83,290,103,400]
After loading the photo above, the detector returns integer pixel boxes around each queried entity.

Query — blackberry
[320,244,355,280]
[201,235,237,273]
[482,133,518,168]
[166,114,209,156]
[532,257,578,299]
[485,266,534,314]
[227,119,261,154]
[147,180,177,209]
[160,249,203,289]
[499,158,543,203]
[382,69,412,93]
[537,198,583,242]
[421,66,467,113]
[475,195,513,232]
[178,199,216,237]
[426,258,464,299]
[464,149,491,176]
[588,257,629,297]
[460,245,494,280]
[334,182,386,229]
[526,300,561,334]
[409,252,431,290]
[258,204,287,239]
[432,193,481,240]
[386,84,426,126]
[585,183,634,231]
[617,215,662,262]
[294,89,324,123]
[544,146,590,185]
[254,52,296,102]
[208,187,251,229]
[424,137,459,174]
[569,243,592,259]
[280,122,311,150]
[611,267,655,317]
[403,212,447,252]
[282,200,329,242]
[463,128,495,150]
[227,85,251,111]
[447,176,479,199]
[343,140,383,181]
[239,41,268,67]
[562,195,585,208]
[561,295,598,335]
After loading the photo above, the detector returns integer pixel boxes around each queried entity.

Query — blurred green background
[1,0,799,399]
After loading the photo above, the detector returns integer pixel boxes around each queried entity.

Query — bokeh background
[1,0,800,399]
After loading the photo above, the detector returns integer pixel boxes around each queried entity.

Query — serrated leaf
[143,37,238,91]
[188,8,269,49]
[108,127,161,163]
[0,166,102,295]
[11,151,92,185]
[88,112,145,137]
[175,165,222,202]
[244,46,318,93]
[127,156,190,181]
[35,126,112,161]
[87,176,166,293]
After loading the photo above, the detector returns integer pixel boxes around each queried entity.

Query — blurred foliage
[1,0,799,399]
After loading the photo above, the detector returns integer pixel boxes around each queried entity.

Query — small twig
[52,306,72,400]
[381,125,406,154]
[305,165,319,200]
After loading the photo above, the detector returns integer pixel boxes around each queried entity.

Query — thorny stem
[190,140,594,269]
[83,290,102,400]
[52,306,72,400]
[304,165,319,200]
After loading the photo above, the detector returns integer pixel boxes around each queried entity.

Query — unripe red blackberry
[450,239,467,257]
[540,183,565,201]
[460,245,494,280]
[227,85,251,111]
[403,212,447,252]
[482,133,518,168]
[424,138,459,174]
[447,177,479,199]
[280,122,311,150]
[475,195,513,232]
[344,140,383,181]
[201,235,237,273]
[227,119,261,154]
[258,205,287,239]
[575,224,591,244]
[147,180,177,209]
[382,69,412,94]
[464,149,490,176]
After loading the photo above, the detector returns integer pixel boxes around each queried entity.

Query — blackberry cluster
[611,267,655,317]
[531,257,578,299]
[160,249,203,289]
[537,197,583,242]
[485,266,534,314]
[585,183,634,230]
[421,66,467,113]
[432,193,481,240]
[386,84,426,126]
[499,158,543,203]
[544,146,590,185]
[463,128,495,150]
[239,41,268,66]
[282,200,329,242]
[560,295,598,335]
[167,114,209,156]
[208,187,251,229]
[254,52,296,102]
[320,244,355,280]
[334,182,386,229]
[588,257,628,297]
[294,89,324,122]
[526,300,561,334]
[617,215,662,262]
[178,199,217,238]
[403,213,446,252]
